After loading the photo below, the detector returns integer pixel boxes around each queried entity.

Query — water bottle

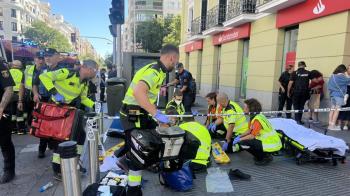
[39,181,53,192]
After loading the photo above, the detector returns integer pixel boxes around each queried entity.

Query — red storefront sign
[212,23,251,45]
[277,0,350,28]
[285,51,296,67]
[184,40,203,52]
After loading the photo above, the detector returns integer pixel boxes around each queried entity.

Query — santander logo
[313,0,326,15]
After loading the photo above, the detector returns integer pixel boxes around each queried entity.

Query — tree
[24,21,72,52]
[136,18,165,53]
[136,16,182,52]
[163,15,181,46]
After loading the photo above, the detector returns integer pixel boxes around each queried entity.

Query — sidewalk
[1,96,350,196]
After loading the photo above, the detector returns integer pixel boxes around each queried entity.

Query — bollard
[86,117,100,184]
[58,141,82,196]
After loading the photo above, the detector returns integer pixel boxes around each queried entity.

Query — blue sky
[47,0,128,58]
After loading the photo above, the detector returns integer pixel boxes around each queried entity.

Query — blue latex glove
[232,136,241,145]
[222,141,229,151]
[54,93,65,103]
[192,110,199,116]
[154,110,170,124]
[209,123,217,133]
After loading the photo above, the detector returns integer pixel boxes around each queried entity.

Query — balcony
[223,0,258,28]
[202,4,227,36]
[256,0,306,13]
[189,16,206,41]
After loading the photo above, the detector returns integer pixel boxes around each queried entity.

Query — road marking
[20,144,39,153]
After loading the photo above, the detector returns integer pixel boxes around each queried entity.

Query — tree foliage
[24,21,72,52]
[136,15,181,53]
[163,15,181,46]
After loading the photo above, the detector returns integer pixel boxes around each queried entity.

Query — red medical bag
[30,102,80,141]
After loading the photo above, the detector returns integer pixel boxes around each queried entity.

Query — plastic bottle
[39,181,53,192]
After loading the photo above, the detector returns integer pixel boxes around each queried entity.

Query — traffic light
[109,0,124,24]
[109,25,117,37]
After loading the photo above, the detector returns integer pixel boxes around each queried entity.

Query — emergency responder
[39,59,97,180]
[165,88,185,116]
[165,108,211,173]
[167,63,194,113]
[9,60,25,135]
[32,50,62,158]
[227,99,282,166]
[0,60,15,183]
[208,92,248,150]
[287,61,312,125]
[204,92,218,128]
[24,51,46,131]
[120,44,179,196]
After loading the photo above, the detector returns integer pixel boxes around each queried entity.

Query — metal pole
[116,24,122,78]
[59,141,82,196]
[87,117,100,184]
[112,34,117,65]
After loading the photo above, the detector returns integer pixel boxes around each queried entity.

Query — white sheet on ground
[269,118,349,156]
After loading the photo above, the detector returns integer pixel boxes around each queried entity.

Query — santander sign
[277,0,350,28]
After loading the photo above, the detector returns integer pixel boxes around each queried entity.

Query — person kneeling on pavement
[225,98,282,166]
[208,92,248,143]
[165,88,185,117]
[165,107,211,173]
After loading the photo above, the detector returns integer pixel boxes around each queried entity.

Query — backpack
[159,162,194,192]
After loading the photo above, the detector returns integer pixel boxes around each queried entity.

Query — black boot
[38,151,45,158]
[0,170,15,184]
[126,186,142,196]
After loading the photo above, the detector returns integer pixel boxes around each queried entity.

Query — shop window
[282,26,299,71]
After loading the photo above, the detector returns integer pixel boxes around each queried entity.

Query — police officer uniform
[39,67,94,178]
[289,65,311,124]
[175,65,194,113]
[0,63,16,184]
[9,64,25,134]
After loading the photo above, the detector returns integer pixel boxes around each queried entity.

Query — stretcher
[211,142,230,164]
[269,118,348,166]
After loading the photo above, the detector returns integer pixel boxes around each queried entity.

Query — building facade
[180,0,350,113]
[123,0,182,52]
[0,0,97,58]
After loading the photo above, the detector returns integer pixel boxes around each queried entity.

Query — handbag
[30,102,80,141]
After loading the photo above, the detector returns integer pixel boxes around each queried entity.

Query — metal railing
[226,0,257,20]
[206,4,227,29]
[191,16,206,36]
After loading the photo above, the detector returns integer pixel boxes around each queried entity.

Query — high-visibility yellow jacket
[9,68,24,92]
[39,68,94,108]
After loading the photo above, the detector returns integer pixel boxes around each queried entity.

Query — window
[11,9,17,18]
[0,8,3,16]
[0,35,4,40]
[135,1,146,5]
[187,7,193,32]
[11,22,17,31]
[282,26,299,71]
[0,21,3,30]
[12,36,17,42]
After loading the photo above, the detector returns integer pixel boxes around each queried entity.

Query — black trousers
[183,93,193,113]
[0,116,15,172]
[100,87,105,102]
[24,90,34,129]
[228,139,266,161]
[292,92,309,123]
[210,123,227,139]
[278,92,292,118]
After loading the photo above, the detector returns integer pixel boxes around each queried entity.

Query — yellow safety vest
[123,61,167,106]
[252,114,282,152]
[24,65,35,90]
[39,68,94,108]
[9,68,23,92]
[166,100,185,115]
[221,101,248,135]
[179,121,211,166]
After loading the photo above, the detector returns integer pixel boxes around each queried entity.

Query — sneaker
[126,186,142,196]
[343,126,349,130]
[328,125,341,131]
[228,169,251,180]
[53,172,62,181]
[38,151,45,159]
[0,171,15,184]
